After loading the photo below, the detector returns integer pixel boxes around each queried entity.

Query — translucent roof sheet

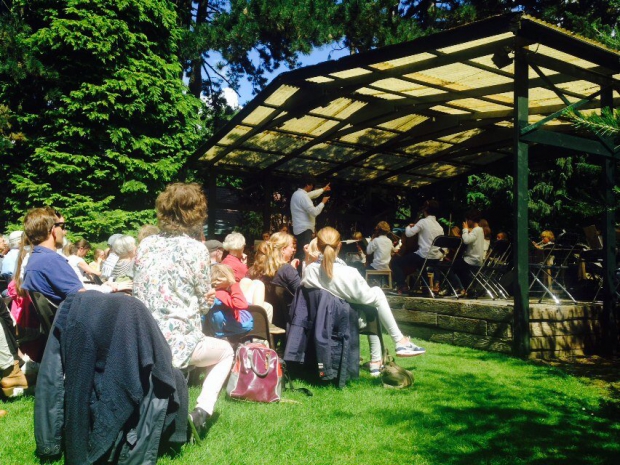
[196,14,620,188]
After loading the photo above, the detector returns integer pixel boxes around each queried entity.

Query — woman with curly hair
[133,183,233,439]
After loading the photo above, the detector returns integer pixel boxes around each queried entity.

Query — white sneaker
[395,339,426,357]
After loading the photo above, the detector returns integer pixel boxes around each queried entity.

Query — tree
[0,0,206,239]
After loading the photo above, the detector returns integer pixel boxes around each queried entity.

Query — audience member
[302,227,425,377]
[20,207,85,305]
[208,264,253,338]
[109,235,136,282]
[100,233,122,280]
[205,239,224,265]
[133,182,233,438]
[67,239,101,282]
[366,221,394,271]
[137,224,160,243]
[391,200,444,294]
[290,178,330,260]
[1,231,24,278]
[221,232,248,282]
[88,248,106,274]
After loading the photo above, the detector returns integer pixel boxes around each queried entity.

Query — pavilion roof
[194,13,620,189]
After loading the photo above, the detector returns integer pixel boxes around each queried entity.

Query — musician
[391,200,444,294]
[532,230,555,249]
[366,222,395,271]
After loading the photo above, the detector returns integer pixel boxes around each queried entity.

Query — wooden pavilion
[193,13,620,357]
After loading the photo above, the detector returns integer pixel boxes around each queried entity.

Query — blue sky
[233,45,350,106]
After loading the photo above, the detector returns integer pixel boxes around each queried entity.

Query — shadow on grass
[373,351,620,464]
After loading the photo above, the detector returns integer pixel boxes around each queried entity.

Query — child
[209,264,254,338]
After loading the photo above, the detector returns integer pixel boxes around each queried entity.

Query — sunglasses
[54,222,67,230]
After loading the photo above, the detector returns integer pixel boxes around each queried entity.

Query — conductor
[290,178,330,259]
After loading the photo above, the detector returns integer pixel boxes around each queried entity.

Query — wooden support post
[207,173,217,238]
[513,43,531,358]
[600,87,617,355]
[263,174,272,234]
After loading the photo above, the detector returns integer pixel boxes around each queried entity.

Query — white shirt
[301,258,383,308]
[67,254,88,282]
[290,188,325,235]
[462,226,485,266]
[405,216,444,259]
[366,235,394,270]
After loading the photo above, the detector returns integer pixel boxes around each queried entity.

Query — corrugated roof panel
[224,150,280,169]
[412,163,469,178]
[529,86,579,107]
[369,52,437,71]
[554,80,599,97]
[438,128,486,144]
[403,140,453,156]
[354,87,406,100]
[279,115,339,137]
[330,67,374,80]
[242,106,277,126]
[369,77,445,96]
[364,152,416,171]
[336,165,389,182]
[278,157,334,175]
[264,85,300,106]
[377,114,429,132]
[220,125,252,146]
[202,145,226,161]
[427,105,471,115]
[304,143,365,163]
[383,173,432,188]
[339,127,399,145]
[305,76,335,84]
[449,97,512,113]
[244,130,309,152]
[311,98,368,120]
[536,44,599,69]
[437,32,515,54]
[417,63,496,88]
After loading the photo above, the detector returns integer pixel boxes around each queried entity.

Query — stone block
[452,333,512,353]
[438,315,487,335]
[488,322,513,338]
[393,308,437,326]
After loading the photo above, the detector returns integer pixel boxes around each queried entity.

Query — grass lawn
[2,340,620,464]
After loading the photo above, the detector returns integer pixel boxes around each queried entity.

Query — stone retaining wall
[387,296,605,359]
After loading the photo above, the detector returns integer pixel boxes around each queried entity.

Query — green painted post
[601,87,617,355]
[513,44,531,358]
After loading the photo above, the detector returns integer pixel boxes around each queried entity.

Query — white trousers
[189,336,234,415]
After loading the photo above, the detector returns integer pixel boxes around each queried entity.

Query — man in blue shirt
[22,207,84,305]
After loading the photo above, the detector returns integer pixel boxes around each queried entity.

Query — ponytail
[13,234,30,298]
[316,227,341,281]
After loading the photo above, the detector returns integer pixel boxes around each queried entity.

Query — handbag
[226,342,282,403]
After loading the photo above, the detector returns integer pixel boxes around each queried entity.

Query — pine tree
[0,0,205,239]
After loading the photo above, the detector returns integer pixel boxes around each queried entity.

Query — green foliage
[0,0,206,240]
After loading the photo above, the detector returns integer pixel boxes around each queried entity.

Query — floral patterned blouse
[133,233,211,368]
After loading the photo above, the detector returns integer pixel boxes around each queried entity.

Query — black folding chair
[411,235,463,298]
[465,240,512,299]
[27,291,58,336]
[529,240,577,304]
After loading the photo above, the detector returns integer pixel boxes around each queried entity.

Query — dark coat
[34,291,188,464]
[284,287,359,388]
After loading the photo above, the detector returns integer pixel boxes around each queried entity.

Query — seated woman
[301,227,425,376]
[133,182,233,439]
[221,232,248,282]
[88,248,106,274]
[209,264,253,338]
[67,239,101,282]
[109,235,136,282]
